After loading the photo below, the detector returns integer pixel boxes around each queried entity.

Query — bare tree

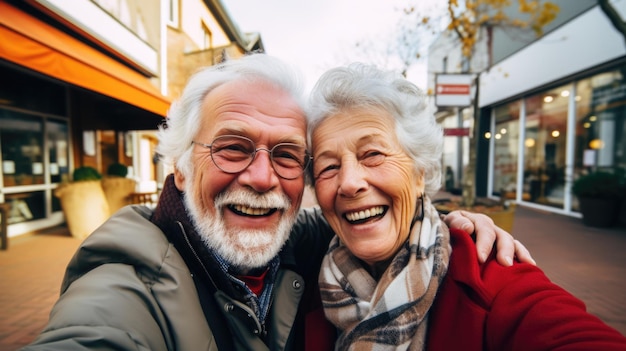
[334,1,447,77]
[406,0,559,207]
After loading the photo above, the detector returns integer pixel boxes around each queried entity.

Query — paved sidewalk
[0,204,624,350]
[510,206,626,336]
[0,227,80,351]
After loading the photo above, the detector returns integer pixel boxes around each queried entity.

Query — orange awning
[0,2,170,117]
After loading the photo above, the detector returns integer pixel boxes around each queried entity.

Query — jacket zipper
[176,221,270,342]
[175,221,220,291]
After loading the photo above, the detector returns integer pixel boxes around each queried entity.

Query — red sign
[436,84,471,95]
[435,74,473,107]
[444,127,470,136]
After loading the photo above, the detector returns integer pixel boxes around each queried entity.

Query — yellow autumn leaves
[440,0,559,57]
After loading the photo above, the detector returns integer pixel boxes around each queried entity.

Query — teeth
[346,206,385,222]
[233,205,272,216]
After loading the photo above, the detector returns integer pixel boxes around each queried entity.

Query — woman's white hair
[156,54,306,179]
[307,63,443,197]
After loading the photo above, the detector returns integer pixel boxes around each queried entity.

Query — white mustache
[214,189,291,211]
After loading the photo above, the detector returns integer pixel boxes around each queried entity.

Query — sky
[221,0,436,91]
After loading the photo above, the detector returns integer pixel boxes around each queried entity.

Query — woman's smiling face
[312,107,425,266]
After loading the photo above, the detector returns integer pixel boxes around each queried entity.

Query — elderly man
[23,54,530,351]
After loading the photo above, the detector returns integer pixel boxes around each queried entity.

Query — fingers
[443,210,475,233]
[494,226,515,267]
[445,210,497,264]
[513,239,537,266]
[466,212,498,264]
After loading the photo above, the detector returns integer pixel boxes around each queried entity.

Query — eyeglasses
[192,135,311,180]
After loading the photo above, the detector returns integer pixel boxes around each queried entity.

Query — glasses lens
[210,136,254,173]
[271,144,309,179]
[208,135,309,179]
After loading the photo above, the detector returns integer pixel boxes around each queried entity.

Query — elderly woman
[308,64,626,350]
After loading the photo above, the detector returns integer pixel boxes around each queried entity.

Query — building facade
[0,0,261,238]
[428,0,625,217]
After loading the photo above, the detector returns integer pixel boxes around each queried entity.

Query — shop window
[492,101,521,200]
[523,84,570,209]
[0,110,44,187]
[441,111,470,194]
[51,192,62,213]
[101,130,118,173]
[4,191,45,224]
[47,119,70,184]
[574,69,626,210]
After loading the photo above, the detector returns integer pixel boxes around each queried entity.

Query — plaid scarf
[318,196,451,351]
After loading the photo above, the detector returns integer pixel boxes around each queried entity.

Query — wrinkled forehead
[199,79,308,143]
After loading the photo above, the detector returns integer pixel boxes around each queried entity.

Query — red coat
[427,228,626,350]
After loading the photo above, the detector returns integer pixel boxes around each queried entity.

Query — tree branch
[598,0,626,47]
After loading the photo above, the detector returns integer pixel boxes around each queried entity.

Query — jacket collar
[149,175,298,292]
[150,174,238,295]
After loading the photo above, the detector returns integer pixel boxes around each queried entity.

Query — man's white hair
[156,54,306,179]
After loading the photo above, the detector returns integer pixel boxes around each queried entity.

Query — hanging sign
[435,74,473,107]
[444,127,470,136]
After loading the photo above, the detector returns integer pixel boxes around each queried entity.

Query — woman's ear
[414,169,426,193]
[173,168,186,191]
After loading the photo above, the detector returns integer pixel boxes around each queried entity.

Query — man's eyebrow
[213,127,306,146]
[279,136,307,145]
[212,126,246,136]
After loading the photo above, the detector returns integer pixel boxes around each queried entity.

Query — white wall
[480,3,626,107]
[35,0,159,74]
[180,0,231,50]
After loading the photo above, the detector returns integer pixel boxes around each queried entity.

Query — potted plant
[101,163,136,214]
[72,166,102,181]
[54,166,110,240]
[572,170,623,228]
[106,163,129,177]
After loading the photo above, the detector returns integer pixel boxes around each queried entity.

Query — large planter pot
[101,177,137,215]
[578,196,620,228]
[54,181,110,240]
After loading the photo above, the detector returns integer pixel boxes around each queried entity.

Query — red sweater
[427,228,626,350]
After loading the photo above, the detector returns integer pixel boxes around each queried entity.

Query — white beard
[183,185,296,270]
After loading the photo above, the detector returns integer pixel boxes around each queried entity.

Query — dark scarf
[150,174,277,321]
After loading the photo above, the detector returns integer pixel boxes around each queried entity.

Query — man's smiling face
[174,79,307,270]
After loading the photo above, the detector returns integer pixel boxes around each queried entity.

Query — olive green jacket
[22,203,333,350]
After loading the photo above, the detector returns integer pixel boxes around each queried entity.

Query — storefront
[434,3,626,218]
[0,63,71,234]
[488,63,626,216]
[0,1,170,237]
[0,62,167,237]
